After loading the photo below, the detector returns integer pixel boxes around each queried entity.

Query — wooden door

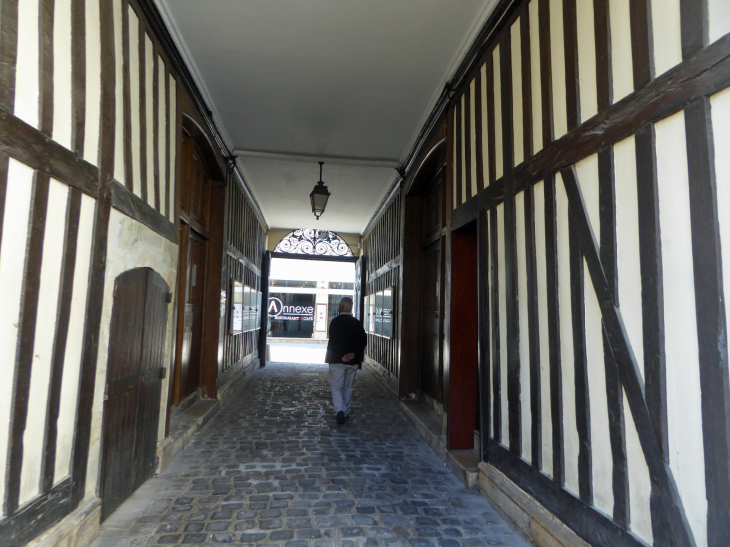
[419,174,444,400]
[178,226,207,401]
[420,241,441,400]
[181,138,211,228]
[449,226,479,449]
[101,268,169,520]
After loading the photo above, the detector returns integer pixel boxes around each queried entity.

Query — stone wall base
[478,463,591,547]
[26,496,101,547]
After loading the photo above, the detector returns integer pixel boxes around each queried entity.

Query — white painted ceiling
[157,0,497,233]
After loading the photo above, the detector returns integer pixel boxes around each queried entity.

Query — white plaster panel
[15,0,41,128]
[576,154,599,236]
[453,115,458,209]
[462,93,467,203]
[488,208,494,439]
[533,180,552,478]
[512,18,524,166]
[54,194,95,483]
[584,263,613,516]
[516,191,531,463]
[655,110,708,547]
[711,87,730,412]
[146,36,155,209]
[85,210,178,498]
[493,46,504,180]
[53,0,73,149]
[624,390,653,544]
[19,180,69,506]
[0,160,35,514]
[709,0,730,44]
[158,60,168,218]
[614,134,653,541]
[529,0,543,154]
[614,136,644,376]
[556,173,579,496]
[113,0,125,184]
[84,0,102,165]
[169,76,177,222]
[651,0,682,77]
[480,63,490,186]
[549,0,568,138]
[497,203,509,446]
[609,0,634,102]
[576,0,597,123]
[470,79,478,198]
[129,7,142,197]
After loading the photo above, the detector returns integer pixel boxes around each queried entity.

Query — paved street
[90,362,531,547]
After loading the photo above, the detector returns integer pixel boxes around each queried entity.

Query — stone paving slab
[89,363,532,547]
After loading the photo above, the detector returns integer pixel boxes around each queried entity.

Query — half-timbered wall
[0,0,229,543]
[362,190,401,393]
[448,1,730,546]
[221,175,267,386]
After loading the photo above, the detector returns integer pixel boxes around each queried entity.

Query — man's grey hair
[340,297,354,312]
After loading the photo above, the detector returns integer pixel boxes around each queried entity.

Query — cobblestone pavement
[90,363,531,547]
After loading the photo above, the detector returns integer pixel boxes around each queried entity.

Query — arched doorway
[171,116,227,411]
[265,229,359,363]
[100,268,170,520]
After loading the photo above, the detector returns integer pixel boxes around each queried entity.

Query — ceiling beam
[233,149,401,169]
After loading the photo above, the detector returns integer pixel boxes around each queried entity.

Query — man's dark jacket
[325,313,367,365]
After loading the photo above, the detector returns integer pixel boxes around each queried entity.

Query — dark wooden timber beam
[452,33,730,220]
[0,109,99,198]
[560,165,697,547]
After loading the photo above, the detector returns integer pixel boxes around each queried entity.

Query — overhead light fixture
[310,161,330,220]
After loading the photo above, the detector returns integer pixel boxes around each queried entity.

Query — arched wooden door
[101,268,170,520]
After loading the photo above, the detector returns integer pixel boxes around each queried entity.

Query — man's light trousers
[328,363,357,416]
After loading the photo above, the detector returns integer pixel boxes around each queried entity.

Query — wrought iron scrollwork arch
[274,229,353,257]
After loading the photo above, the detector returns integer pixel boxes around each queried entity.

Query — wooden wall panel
[362,192,401,383]
[222,176,266,380]
[433,0,730,541]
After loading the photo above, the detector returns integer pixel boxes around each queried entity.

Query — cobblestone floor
[90,363,531,547]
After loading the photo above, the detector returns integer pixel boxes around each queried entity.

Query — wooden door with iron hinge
[101,268,170,520]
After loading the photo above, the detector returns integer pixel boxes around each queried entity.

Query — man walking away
[325,297,367,425]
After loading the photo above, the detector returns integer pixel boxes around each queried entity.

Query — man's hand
[342,352,355,363]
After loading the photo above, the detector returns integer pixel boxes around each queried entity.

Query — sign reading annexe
[268,297,315,320]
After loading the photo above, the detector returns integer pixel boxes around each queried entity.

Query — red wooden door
[101,268,169,520]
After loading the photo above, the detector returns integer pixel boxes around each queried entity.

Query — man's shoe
[336,411,345,425]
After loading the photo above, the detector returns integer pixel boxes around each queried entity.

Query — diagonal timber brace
[559,165,696,547]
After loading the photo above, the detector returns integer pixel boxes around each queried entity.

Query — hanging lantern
[309,161,330,220]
